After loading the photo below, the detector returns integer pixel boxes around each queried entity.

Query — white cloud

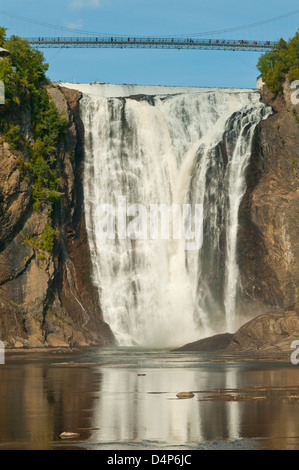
[66,21,83,29]
[69,0,101,9]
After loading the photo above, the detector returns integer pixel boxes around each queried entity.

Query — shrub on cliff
[0,28,68,253]
[23,223,58,258]
[257,32,299,94]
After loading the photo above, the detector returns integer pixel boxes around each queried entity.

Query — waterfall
[74,84,272,347]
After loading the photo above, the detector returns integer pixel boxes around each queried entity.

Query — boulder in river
[176,392,194,399]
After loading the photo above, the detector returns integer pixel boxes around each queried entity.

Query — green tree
[4,35,48,88]
[257,31,299,94]
[0,27,6,47]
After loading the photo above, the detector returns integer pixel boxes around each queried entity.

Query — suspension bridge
[26,36,276,52]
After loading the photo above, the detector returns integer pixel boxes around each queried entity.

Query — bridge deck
[26,37,276,52]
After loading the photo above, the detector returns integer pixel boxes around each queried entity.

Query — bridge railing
[25,36,276,51]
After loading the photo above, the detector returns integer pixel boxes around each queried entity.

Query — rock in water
[174,333,233,352]
[59,432,80,439]
[176,392,194,399]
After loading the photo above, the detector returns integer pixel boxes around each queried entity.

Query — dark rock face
[238,80,299,316]
[173,333,234,352]
[0,85,115,348]
[176,81,299,355]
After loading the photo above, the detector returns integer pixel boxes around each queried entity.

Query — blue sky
[1,0,299,88]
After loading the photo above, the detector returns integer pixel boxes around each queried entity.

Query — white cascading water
[69,84,272,347]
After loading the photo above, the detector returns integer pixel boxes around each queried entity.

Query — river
[0,348,298,450]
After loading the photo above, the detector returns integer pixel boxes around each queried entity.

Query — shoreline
[3,345,293,364]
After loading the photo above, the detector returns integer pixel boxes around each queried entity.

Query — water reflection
[0,359,101,449]
[91,368,203,444]
[0,350,299,449]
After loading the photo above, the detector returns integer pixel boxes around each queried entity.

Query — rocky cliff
[238,79,299,317]
[226,79,299,355]
[0,85,115,348]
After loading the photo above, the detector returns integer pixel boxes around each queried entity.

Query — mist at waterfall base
[65,83,272,349]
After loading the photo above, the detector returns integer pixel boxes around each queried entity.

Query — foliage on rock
[0,27,69,252]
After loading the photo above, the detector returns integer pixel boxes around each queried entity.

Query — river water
[0,348,298,450]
